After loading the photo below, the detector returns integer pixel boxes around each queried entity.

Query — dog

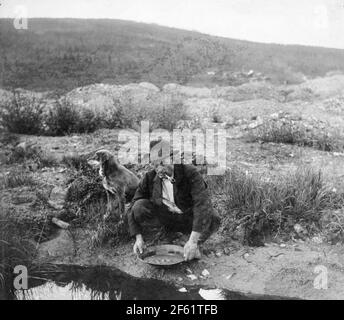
[91,149,140,205]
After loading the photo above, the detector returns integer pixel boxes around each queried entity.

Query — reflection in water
[15,264,201,300]
[16,282,111,300]
[12,264,298,300]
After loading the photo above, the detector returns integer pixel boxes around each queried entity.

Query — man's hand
[133,234,145,255]
[184,240,201,261]
[184,231,202,261]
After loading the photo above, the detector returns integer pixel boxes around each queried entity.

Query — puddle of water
[8,264,298,300]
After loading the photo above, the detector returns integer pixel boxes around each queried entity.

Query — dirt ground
[3,132,341,300]
[36,227,344,300]
[2,91,344,300]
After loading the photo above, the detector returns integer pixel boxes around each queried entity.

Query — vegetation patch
[206,166,344,245]
[248,118,344,152]
[61,158,130,247]
[0,208,37,299]
[1,171,37,189]
[6,142,58,168]
[0,93,45,135]
[1,93,188,136]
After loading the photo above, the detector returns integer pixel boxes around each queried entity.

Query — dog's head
[95,149,113,163]
[93,149,119,177]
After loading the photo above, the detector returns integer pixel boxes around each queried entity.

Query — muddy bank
[13,264,299,300]
[36,229,344,300]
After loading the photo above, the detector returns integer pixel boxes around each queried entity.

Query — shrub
[104,94,187,131]
[45,99,103,135]
[0,93,45,135]
[150,97,187,131]
[44,99,80,135]
[101,98,132,129]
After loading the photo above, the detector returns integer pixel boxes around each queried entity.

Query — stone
[312,236,323,244]
[223,248,231,255]
[187,274,197,281]
[201,269,210,277]
[294,224,308,236]
[49,186,67,209]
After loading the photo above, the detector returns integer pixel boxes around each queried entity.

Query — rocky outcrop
[64,82,160,113]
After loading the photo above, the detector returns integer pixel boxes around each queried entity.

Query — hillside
[1,18,344,91]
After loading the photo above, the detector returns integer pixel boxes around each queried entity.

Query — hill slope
[1,18,344,91]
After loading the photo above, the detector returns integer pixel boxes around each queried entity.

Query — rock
[280,243,286,248]
[333,152,344,157]
[294,224,308,236]
[139,82,160,92]
[49,186,67,209]
[248,122,259,129]
[223,248,230,255]
[226,273,234,280]
[178,287,187,293]
[201,269,210,277]
[312,236,323,244]
[270,113,279,119]
[52,217,70,229]
[198,288,225,300]
[15,141,28,151]
[187,274,197,281]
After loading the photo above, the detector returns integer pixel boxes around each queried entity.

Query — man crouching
[127,140,220,261]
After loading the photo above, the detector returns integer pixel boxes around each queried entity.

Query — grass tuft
[1,171,37,189]
[206,165,343,244]
[0,208,37,299]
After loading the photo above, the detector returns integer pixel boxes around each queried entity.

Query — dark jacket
[129,164,216,234]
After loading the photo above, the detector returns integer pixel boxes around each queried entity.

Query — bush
[103,94,187,131]
[206,166,343,244]
[0,92,188,136]
[0,93,45,135]
[45,99,103,135]
[102,98,138,130]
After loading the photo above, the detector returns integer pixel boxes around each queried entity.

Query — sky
[1,0,344,49]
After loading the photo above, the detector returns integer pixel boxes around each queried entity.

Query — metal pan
[138,244,185,266]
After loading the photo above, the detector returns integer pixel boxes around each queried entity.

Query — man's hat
[141,139,181,165]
